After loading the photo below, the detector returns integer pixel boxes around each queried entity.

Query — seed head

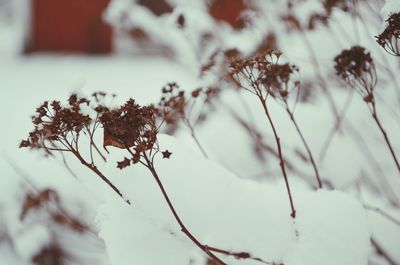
[334,46,377,100]
[376,12,400,56]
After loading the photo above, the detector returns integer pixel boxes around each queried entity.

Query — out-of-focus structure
[22,0,247,54]
[25,0,112,54]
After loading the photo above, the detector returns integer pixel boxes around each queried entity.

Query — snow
[13,224,51,262]
[96,135,370,265]
[381,0,400,18]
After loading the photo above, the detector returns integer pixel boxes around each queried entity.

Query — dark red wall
[27,0,112,54]
[209,0,246,27]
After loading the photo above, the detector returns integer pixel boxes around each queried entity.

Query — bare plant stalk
[284,103,322,188]
[191,131,209,159]
[370,102,400,173]
[319,89,354,162]
[142,153,226,265]
[371,237,399,265]
[364,205,400,227]
[259,98,296,218]
[204,245,273,264]
[185,120,209,159]
[69,147,131,205]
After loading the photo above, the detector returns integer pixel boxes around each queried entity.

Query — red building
[25,0,112,54]
[24,0,246,54]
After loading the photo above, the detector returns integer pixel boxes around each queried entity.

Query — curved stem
[205,245,273,264]
[259,98,296,218]
[142,154,226,265]
[285,104,322,188]
[186,121,208,159]
[70,148,131,205]
[371,103,400,173]
[319,89,354,162]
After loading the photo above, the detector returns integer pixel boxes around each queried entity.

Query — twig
[364,204,400,227]
[370,102,400,173]
[259,98,296,218]
[142,153,226,265]
[205,245,274,264]
[371,237,399,265]
[284,103,322,188]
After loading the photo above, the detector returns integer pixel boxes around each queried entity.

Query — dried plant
[20,93,280,265]
[376,12,400,56]
[229,50,298,218]
[281,0,352,31]
[230,50,322,191]
[19,94,129,203]
[158,82,220,158]
[334,46,400,173]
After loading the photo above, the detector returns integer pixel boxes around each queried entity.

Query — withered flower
[159,83,219,130]
[230,50,299,102]
[334,46,377,102]
[162,150,172,159]
[20,94,91,154]
[158,83,218,158]
[229,50,300,216]
[96,98,159,166]
[334,47,400,173]
[376,12,400,56]
[323,0,350,16]
[117,157,131,170]
[159,82,186,128]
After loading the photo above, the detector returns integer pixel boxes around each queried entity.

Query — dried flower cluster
[159,82,219,130]
[323,0,350,16]
[158,82,219,158]
[19,92,232,265]
[376,12,400,56]
[19,95,91,154]
[282,0,352,31]
[229,50,300,217]
[20,188,89,233]
[230,50,299,102]
[334,46,377,103]
[97,99,159,168]
[18,187,91,265]
[334,46,400,173]
[230,50,322,189]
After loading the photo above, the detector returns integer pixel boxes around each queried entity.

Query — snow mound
[96,135,370,265]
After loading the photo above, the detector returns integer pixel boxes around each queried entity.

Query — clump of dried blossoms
[20,94,132,203]
[334,46,400,173]
[334,46,377,103]
[20,95,91,154]
[97,98,160,168]
[376,12,400,56]
[230,50,299,101]
[20,93,235,265]
[158,82,219,158]
[230,50,322,190]
[281,0,352,31]
[229,50,299,217]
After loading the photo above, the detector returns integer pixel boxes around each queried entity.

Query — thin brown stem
[319,89,354,162]
[259,98,296,218]
[285,104,322,188]
[364,205,400,227]
[185,119,208,159]
[70,148,131,205]
[205,245,273,264]
[142,153,226,265]
[371,237,399,265]
[371,103,400,173]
